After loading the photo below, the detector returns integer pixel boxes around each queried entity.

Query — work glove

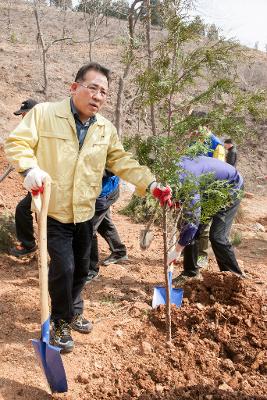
[23,167,49,192]
[167,249,181,266]
[150,182,172,207]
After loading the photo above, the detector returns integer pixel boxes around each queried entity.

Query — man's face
[70,70,108,121]
[224,143,231,150]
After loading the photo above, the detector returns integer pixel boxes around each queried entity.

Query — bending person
[168,155,244,285]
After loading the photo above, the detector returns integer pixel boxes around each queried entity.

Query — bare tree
[33,0,72,97]
[144,0,156,135]
[77,0,111,61]
[6,0,13,31]
[114,0,144,136]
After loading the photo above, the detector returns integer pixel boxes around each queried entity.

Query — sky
[72,0,267,51]
[191,0,267,51]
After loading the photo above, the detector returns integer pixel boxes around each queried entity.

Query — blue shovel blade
[31,318,68,393]
[152,286,183,308]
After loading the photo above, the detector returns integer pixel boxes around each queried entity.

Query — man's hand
[150,182,172,207]
[23,167,49,192]
[167,243,184,265]
[167,249,181,265]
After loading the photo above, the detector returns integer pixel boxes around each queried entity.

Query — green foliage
[76,0,108,13]
[206,23,219,40]
[135,0,267,138]
[0,212,16,251]
[231,231,242,247]
[123,133,243,226]
[120,194,161,223]
[122,0,265,230]
[50,0,72,8]
[105,0,129,20]
[140,0,163,27]
[10,32,17,44]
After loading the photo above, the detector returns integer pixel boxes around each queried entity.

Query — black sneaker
[173,271,201,286]
[102,254,128,266]
[71,314,93,334]
[10,244,37,257]
[85,271,100,284]
[51,320,74,353]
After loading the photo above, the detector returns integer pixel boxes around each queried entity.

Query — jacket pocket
[39,131,71,140]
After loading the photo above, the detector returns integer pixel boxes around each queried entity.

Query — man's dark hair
[224,139,233,144]
[75,62,111,85]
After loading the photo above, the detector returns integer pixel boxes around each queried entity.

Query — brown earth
[0,143,266,400]
[0,2,267,398]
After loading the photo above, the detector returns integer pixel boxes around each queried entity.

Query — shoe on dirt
[51,320,74,353]
[102,254,128,266]
[10,244,37,257]
[173,271,201,286]
[85,271,100,284]
[71,314,93,334]
[197,256,209,269]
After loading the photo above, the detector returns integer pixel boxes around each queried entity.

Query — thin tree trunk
[114,0,143,134]
[145,0,156,135]
[115,63,131,137]
[167,95,172,136]
[33,3,48,97]
[163,204,172,342]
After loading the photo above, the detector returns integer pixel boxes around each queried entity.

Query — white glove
[167,249,181,266]
[23,167,49,191]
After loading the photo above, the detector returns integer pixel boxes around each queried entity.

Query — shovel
[152,264,183,308]
[31,176,68,393]
[139,206,159,250]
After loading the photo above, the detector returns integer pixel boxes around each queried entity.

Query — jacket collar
[55,98,105,126]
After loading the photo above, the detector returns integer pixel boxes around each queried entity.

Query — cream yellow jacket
[5,98,154,223]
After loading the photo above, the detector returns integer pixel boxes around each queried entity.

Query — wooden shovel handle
[35,176,51,325]
[143,204,159,233]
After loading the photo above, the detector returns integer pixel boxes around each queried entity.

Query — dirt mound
[149,273,266,399]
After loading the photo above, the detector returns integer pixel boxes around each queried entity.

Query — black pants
[89,188,126,274]
[183,199,243,276]
[15,192,35,249]
[47,217,93,322]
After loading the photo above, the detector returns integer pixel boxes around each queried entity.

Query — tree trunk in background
[114,0,143,136]
[33,2,48,98]
[145,0,156,135]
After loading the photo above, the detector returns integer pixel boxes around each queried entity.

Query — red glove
[170,201,181,210]
[150,183,172,207]
[31,184,44,197]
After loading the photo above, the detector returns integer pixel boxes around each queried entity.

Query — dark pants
[183,199,243,276]
[89,188,126,274]
[47,217,93,322]
[15,192,35,249]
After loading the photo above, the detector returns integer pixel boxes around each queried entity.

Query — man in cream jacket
[5,62,171,353]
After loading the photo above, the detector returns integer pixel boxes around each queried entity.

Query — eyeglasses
[78,82,107,98]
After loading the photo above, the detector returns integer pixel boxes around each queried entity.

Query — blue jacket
[99,170,120,198]
[206,133,222,157]
[177,156,243,246]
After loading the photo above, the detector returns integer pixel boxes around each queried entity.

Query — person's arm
[213,144,225,161]
[177,192,201,246]
[5,106,49,190]
[106,126,155,196]
[4,107,40,172]
[167,191,201,265]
